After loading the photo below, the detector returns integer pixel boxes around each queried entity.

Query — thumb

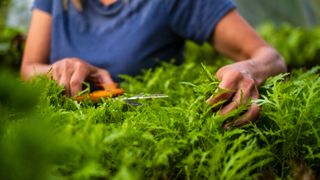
[94,69,115,85]
[101,73,114,85]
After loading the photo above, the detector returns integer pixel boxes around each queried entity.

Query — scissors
[74,83,168,104]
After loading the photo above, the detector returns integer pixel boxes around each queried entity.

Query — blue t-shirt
[33,0,235,82]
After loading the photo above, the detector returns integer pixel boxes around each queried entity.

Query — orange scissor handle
[74,83,125,102]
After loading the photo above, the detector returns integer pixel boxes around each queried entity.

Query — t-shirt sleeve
[32,0,52,14]
[165,0,236,44]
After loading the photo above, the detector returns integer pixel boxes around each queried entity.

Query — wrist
[21,62,52,80]
[248,47,287,86]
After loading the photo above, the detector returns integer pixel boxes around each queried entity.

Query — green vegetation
[1,61,319,179]
[0,23,320,179]
[259,24,320,69]
[0,27,25,69]
[0,0,10,29]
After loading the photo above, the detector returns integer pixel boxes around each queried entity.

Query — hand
[206,61,260,130]
[51,58,114,96]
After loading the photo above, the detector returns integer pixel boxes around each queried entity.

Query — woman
[21,0,286,128]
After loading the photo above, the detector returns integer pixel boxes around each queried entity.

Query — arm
[206,10,287,129]
[21,9,114,96]
[21,9,52,78]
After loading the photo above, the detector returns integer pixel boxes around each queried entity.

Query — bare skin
[207,10,286,129]
[20,9,114,96]
[21,9,286,129]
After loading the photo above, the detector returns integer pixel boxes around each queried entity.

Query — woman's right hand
[21,10,114,96]
[51,58,114,96]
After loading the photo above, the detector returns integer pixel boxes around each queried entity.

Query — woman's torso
[50,0,184,81]
[33,0,235,81]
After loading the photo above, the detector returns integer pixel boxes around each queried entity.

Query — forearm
[21,9,53,80]
[20,62,52,80]
[246,46,287,85]
[212,10,287,86]
[208,10,287,127]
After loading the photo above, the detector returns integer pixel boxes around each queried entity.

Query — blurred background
[2,0,320,30]
[0,0,320,70]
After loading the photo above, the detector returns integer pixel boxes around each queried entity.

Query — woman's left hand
[206,60,261,130]
[207,10,287,129]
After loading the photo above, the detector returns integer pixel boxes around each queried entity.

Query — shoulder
[32,0,64,15]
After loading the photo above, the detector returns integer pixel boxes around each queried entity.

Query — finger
[70,69,89,97]
[206,91,234,105]
[233,104,260,127]
[52,66,61,82]
[98,70,114,85]
[220,91,248,115]
[89,69,114,85]
[220,101,240,116]
[206,79,237,105]
[223,104,260,130]
[207,68,247,105]
[59,65,74,96]
[100,72,114,85]
[59,74,71,96]
[220,87,258,115]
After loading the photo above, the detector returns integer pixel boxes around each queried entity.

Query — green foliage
[258,23,320,69]
[0,70,40,112]
[1,60,320,179]
[0,27,25,70]
[257,66,320,176]
[1,23,320,180]
[0,0,10,29]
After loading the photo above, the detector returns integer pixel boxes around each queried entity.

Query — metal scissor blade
[115,94,168,107]
[122,94,169,101]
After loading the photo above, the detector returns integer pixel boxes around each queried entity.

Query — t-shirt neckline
[88,0,124,16]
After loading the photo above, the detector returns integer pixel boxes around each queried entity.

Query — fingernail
[206,96,213,104]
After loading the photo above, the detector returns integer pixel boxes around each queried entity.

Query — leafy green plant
[258,23,320,69]
[256,66,320,177]
[1,23,320,180]
[1,61,319,179]
[0,27,25,70]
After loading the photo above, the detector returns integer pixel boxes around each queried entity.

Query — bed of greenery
[0,24,319,179]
